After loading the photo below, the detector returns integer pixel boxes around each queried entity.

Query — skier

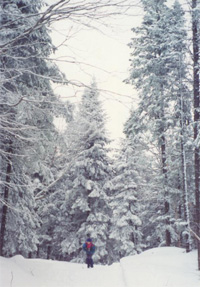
[82,238,96,268]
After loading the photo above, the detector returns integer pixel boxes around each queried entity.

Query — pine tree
[191,0,200,269]
[124,109,162,249]
[0,0,65,256]
[109,139,143,262]
[59,81,112,264]
[126,0,190,247]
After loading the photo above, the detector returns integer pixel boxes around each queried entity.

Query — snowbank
[0,247,199,287]
[120,247,199,287]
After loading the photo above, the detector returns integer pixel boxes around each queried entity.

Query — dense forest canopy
[0,0,200,270]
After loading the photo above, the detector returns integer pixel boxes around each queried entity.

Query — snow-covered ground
[0,247,199,287]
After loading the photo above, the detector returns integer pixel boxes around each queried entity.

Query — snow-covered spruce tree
[124,108,165,249]
[126,0,190,247]
[59,81,112,264]
[35,108,76,260]
[47,114,86,261]
[156,1,193,250]
[191,0,200,269]
[0,0,66,257]
[109,138,143,262]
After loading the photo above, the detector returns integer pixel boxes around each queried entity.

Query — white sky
[48,1,143,143]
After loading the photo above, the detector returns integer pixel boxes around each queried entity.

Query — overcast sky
[47,1,143,144]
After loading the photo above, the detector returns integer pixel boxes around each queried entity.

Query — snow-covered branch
[189,228,200,242]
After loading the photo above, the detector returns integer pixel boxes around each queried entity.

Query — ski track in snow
[1,256,125,287]
[0,247,199,287]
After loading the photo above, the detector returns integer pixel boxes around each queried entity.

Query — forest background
[0,0,200,271]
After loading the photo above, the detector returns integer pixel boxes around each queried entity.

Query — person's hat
[86,238,92,242]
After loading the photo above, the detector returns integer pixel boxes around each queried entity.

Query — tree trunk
[47,245,51,260]
[181,139,192,252]
[179,86,192,252]
[161,135,171,246]
[192,0,200,270]
[0,147,12,256]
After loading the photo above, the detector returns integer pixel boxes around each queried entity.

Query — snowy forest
[0,0,200,272]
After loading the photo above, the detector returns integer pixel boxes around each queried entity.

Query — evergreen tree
[126,0,190,247]
[31,103,74,260]
[124,109,161,249]
[191,0,200,269]
[0,0,65,256]
[109,139,143,262]
[59,81,112,264]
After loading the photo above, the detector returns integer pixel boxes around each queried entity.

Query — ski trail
[1,248,199,287]
[70,263,126,287]
[3,256,126,287]
[120,261,128,287]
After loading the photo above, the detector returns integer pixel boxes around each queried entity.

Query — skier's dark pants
[86,255,93,268]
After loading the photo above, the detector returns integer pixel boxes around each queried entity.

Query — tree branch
[189,227,200,242]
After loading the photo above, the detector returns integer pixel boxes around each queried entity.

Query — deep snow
[0,247,199,287]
